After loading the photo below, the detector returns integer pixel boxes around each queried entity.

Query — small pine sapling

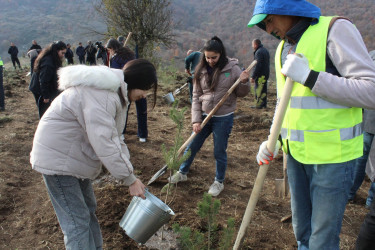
[161,100,190,204]
[172,223,204,250]
[173,193,235,250]
[218,217,235,250]
[197,193,220,249]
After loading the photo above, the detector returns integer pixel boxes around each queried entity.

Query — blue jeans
[349,132,374,204]
[287,154,354,250]
[179,114,233,182]
[366,182,375,207]
[187,76,193,103]
[43,175,103,250]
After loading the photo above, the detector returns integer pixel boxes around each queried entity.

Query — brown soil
[0,69,370,249]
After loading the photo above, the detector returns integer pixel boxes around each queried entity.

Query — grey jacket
[365,51,375,181]
[364,110,375,135]
[309,19,375,109]
[366,135,375,182]
[365,109,375,181]
[30,65,137,186]
[191,58,250,123]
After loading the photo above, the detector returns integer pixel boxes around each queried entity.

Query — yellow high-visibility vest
[275,16,363,164]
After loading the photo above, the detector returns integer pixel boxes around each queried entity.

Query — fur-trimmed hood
[58,65,124,92]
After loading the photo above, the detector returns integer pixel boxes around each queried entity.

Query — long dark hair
[106,38,135,64]
[34,41,67,72]
[123,59,158,108]
[194,36,228,90]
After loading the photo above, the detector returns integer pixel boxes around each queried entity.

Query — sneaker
[168,171,187,184]
[139,138,146,143]
[208,181,224,197]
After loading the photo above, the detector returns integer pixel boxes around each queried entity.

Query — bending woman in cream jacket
[30,59,158,249]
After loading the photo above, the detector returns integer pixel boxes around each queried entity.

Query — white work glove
[256,140,281,165]
[281,53,311,85]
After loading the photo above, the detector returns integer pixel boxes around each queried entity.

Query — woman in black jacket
[106,38,149,142]
[30,41,67,118]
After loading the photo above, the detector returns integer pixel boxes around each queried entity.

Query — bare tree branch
[94,0,175,58]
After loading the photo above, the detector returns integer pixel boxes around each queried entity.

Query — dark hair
[123,59,158,108]
[194,36,228,90]
[34,41,67,72]
[117,36,125,44]
[106,38,135,63]
[253,39,262,46]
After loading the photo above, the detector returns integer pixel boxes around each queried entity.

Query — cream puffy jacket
[30,65,137,186]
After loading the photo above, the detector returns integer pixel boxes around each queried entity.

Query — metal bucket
[162,92,175,104]
[119,189,175,244]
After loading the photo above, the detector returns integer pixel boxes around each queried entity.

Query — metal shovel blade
[275,152,289,198]
[147,165,168,185]
[173,82,188,96]
[275,178,288,198]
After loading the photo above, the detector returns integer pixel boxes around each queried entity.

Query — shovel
[173,82,189,96]
[233,77,294,250]
[275,152,289,198]
[147,60,258,185]
[123,32,132,47]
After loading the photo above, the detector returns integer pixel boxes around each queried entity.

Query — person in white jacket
[30,59,157,249]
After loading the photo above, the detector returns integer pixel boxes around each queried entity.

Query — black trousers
[356,199,375,249]
[11,57,21,68]
[36,96,51,118]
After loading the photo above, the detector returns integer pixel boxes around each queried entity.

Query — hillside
[0,0,106,59]
[1,0,374,69]
[168,0,375,70]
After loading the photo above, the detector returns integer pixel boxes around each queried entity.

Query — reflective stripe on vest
[290,96,351,109]
[275,16,363,164]
[281,123,362,142]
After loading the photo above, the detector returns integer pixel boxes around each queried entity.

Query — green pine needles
[161,100,189,172]
[161,100,191,200]
[173,193,236,250]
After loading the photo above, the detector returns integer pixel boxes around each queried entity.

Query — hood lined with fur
[58,65,124,92]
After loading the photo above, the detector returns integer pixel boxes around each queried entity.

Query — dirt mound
[0,68,370,249]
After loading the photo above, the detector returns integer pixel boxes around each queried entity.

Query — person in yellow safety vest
[248,0,375,249]
[0,56,4,111]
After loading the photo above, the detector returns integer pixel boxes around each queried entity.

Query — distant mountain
[0,0,106,61]
[168,0,375,71]
[1,0,374,73]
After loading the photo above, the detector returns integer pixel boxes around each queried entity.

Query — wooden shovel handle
[123,32,132,47]
[178,60,258,155]
[233,77,294,250]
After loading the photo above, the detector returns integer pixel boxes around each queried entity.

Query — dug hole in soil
[0,68,371,249]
